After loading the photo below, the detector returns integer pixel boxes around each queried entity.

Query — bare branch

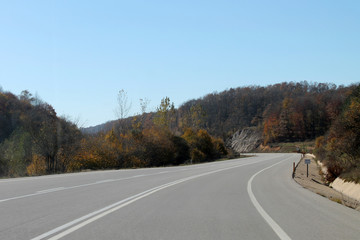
[115,89,132,120]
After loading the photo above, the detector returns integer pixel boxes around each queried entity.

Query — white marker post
[305,159,311,177]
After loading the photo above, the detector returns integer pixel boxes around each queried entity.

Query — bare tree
[115,89,132,120]
[139,98,150,114]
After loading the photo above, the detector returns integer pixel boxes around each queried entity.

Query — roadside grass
[255,141,315,153]
[330,198,343,204]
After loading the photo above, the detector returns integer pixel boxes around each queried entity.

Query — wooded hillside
[1,81,359,180]
[0,90,81,177]
[178,81,354,142]
[315,84,360,183]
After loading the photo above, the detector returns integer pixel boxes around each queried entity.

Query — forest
[0,81,359,183]
[0,91,226,177]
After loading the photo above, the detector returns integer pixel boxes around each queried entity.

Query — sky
[1,0,359,127]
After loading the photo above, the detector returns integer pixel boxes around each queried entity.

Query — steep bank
[331,178,360,202]
[294,154,360,210]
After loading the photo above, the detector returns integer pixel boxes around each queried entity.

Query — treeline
[69,96,227,172]
[178,81,354,142]
[99,82,353,143]
[69,126,227,172]
[0,91,227,177]
[315,85,360,183]
[1,82,359,180]
[0,91,81,177]
[177,81,360,182]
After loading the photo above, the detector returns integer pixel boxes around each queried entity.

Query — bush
[27,154,47,176]
[191,148,206,163]
[171,136,190,165]
[325,157,344,182]
[182,128,228,163]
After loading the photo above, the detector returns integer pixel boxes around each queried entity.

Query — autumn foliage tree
[315,84,360,182]
[2,82,357,178]
[0,90,82,176]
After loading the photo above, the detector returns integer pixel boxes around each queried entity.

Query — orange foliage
[263,115,279,144]
[27,154,47,176]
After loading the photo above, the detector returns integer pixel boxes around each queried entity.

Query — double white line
[32,155,291,240]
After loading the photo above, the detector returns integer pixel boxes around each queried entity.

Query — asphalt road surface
[1,153,359,240]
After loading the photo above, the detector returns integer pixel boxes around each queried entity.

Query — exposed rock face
[229,128,262,153]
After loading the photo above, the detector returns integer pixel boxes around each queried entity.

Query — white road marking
[0,173,166,203]
[0,193,44,203]
[36,187,65,194]
[0,158,262,204]
[247,157,293,240]
[31,157,280,240]
[95,179,115,184]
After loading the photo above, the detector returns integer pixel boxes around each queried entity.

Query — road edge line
[247,158,292,240]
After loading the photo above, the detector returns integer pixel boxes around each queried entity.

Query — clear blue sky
[1,1,359,127]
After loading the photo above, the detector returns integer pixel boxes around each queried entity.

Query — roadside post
[305,159,311,177]
[292,162,295,178]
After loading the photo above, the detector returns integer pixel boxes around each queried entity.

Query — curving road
[1,153,359,240]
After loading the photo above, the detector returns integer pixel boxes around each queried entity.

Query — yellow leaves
[69,136,120,171]
[131,116,142,130]
[181,128,196,144]
[282,97,291,109]
[315,136,325,149]
[154,97,175,129]
[182,128,226,162]
[123,156,145,168]
[27,154,47,176]
[344,99,360,129]
[263,115,279,145]
[212,137,228,156]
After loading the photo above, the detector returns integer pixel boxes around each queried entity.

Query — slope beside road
[294,154,360,210]
[0,153,359,240]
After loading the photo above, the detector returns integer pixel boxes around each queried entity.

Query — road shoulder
[293,154,360,211]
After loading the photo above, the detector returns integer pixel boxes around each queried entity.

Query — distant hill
[81,121,116,135]
[179,82,356,141]
[84,81,356,144]
[2,81,359,181]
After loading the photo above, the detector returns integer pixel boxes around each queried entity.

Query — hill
[2,81,359,181]
[0,90,81,177]
[86,81,355,143]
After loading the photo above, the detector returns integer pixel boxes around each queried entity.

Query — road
[0,153,359,240]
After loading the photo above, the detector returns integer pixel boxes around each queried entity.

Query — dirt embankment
[293,154,360,211]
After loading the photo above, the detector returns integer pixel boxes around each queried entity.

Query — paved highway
[1,153,359,239]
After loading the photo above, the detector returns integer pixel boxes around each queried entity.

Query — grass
[255,141,315,153]
[331,198,343,204]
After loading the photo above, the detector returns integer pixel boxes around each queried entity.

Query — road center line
[31,157,279,240]
[0,172,179,203]
[247,157,293,240]
[36,187,66,194]
[0,156,278,204]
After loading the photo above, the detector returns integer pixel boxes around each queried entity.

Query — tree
[115,89,132,120]
[182,103,206,130]
[56,117,83,172]
[154,97,175,130]
[0,129,32,177]
[315,85,360,182]
[182,128,226,163]
[139,98,150,115]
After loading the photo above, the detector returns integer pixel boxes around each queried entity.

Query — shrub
[27,154,47,176]
[325,157,344,182]
[191,148,206,163]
